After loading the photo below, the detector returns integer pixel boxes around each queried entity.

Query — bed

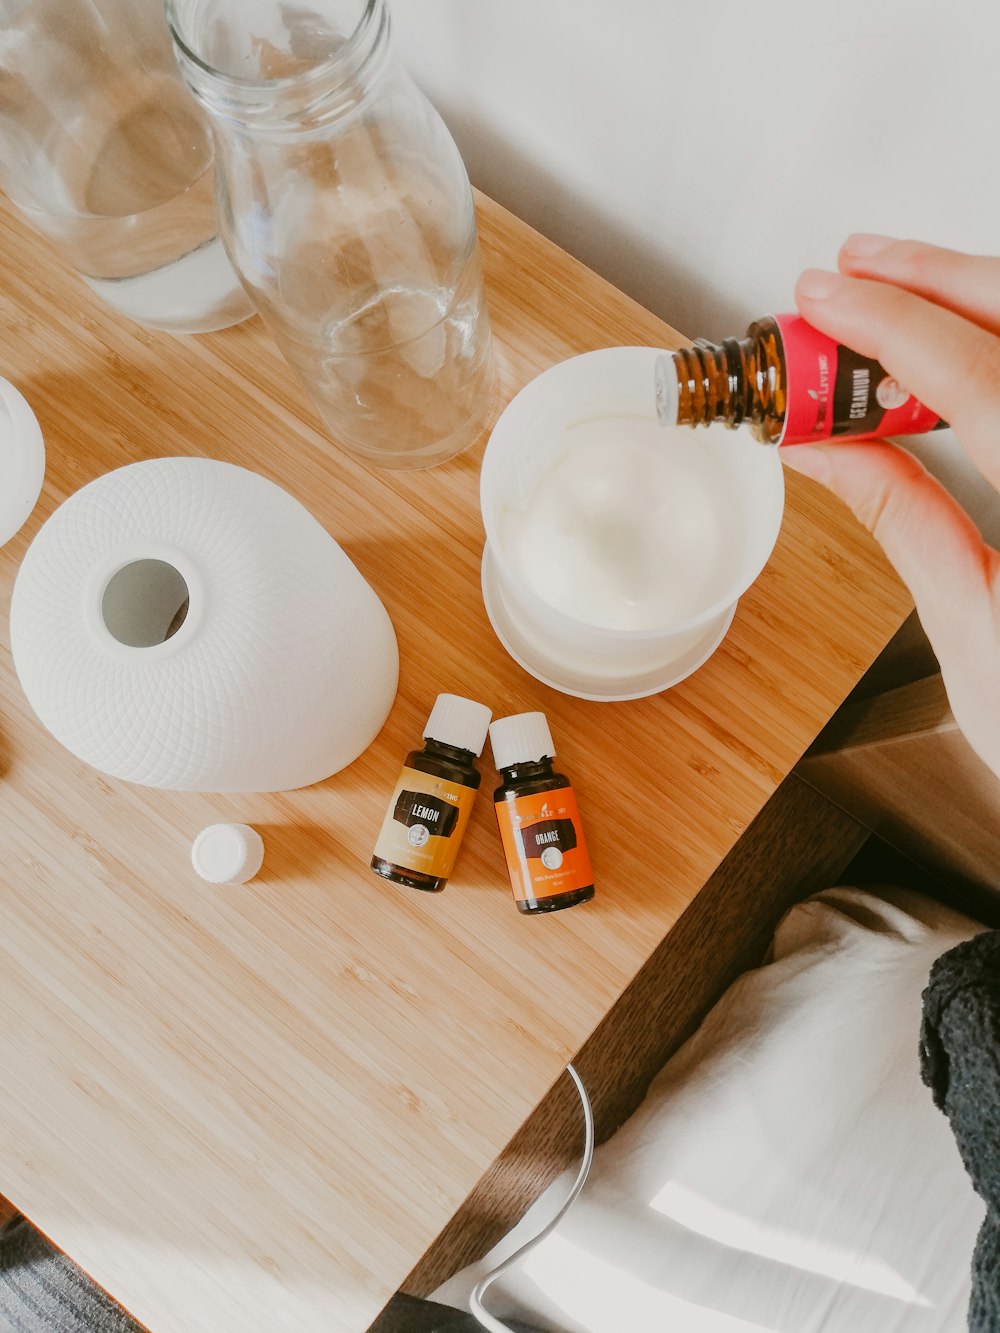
[433,887,986,1332]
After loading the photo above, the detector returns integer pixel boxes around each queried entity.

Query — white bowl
[480,347,784,701]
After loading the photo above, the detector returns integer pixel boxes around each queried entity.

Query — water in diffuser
[500,416,744,632]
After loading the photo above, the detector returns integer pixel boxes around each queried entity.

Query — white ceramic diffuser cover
[10,457,398,790]
[0,376,45,547]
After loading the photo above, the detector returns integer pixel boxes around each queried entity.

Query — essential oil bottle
[655,313,945,447]
[371,694,492,893]
[490,712,595,915]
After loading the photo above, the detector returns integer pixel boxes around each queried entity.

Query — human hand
[785,235,1000,778]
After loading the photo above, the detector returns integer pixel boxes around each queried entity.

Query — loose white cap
[191,823,265,884]
[423,694,492,756]
[654,353,679,427]
[489,712,556,772]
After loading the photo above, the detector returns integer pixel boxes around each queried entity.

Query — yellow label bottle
[371,694,492,893]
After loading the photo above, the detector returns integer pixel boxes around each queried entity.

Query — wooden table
[0,192,911,1333]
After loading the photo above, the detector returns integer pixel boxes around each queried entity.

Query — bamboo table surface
[0,191,912,1333]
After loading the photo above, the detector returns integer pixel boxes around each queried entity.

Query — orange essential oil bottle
[371,694,492,893]
[490,711,595,915]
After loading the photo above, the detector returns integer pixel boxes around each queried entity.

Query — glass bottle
[166,0,496,470]
[371,694,492,892]
[489,712,595,915]
[0,0,254,334]
[656,313,944,446]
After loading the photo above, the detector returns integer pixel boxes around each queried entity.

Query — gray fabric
[0,1215,142,1332]
[920,929,1000,1333]
[0,1213,540,1332]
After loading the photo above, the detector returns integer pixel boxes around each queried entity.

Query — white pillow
[434,888,986,1333]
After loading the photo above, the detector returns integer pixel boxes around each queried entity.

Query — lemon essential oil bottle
[655,313,945,446]
[371,694,492,893]
[490,712,595,915]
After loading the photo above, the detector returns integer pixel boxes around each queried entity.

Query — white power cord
[469,1064,595,1333]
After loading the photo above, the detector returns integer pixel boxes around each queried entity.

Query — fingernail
[781,445,831,484]
[843,232,894,258]
[796,269,841,301]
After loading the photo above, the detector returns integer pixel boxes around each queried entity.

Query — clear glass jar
[166,0,495,470]
[0,0,254,334]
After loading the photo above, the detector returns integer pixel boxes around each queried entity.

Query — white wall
[393,0,1000,540]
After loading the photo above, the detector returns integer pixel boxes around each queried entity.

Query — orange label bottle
[490,712,595,915]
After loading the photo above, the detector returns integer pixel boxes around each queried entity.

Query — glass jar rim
[164,0,382,95]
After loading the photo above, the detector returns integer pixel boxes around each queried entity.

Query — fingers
[838,235,1000,339]
[782,440,999,667]
[795,269,1000,493]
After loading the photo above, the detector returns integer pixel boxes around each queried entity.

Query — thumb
[781,440,998,658]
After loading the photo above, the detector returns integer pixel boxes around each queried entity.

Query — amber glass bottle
[490,712,595,915]
[371,694,492,892]
[656,312,944,446]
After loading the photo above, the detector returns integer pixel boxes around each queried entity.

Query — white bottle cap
[191,823,265,884]
[489,712,556,772]
[423,694,492,756]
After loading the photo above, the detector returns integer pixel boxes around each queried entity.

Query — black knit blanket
[920,929,1000,1333]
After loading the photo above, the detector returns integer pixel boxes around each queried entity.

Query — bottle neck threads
[665,318,786,445]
